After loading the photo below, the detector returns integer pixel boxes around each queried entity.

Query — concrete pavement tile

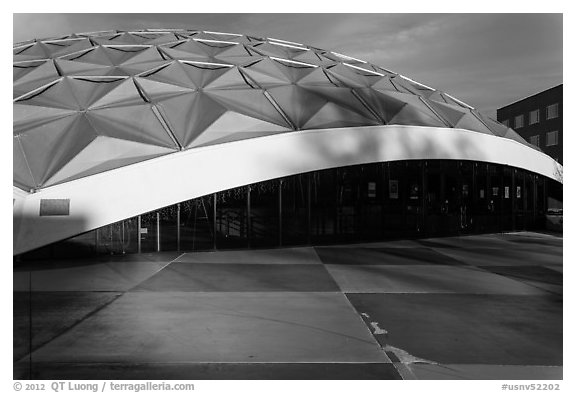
[406,364,562,380]
[325,265,547,294]
[480,266,562,294]
[132,263,341,292]
[13,292,121,362]
[175,247,322,264]
[416,234,512,249]
[14,262,171,292]
[15,362,402,380]
[30,292,389,364]
[433,247,562,267]
[316,247,464,266]
[346,293,562,366]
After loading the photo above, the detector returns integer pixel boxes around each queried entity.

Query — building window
[501,119,509,127]
[529,109,539,125]
[514,114,524,129]
[529,135,540,147]
[546,130,559,146]
[546,103,559,119]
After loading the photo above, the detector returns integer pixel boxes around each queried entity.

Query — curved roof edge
[14,125,562,255]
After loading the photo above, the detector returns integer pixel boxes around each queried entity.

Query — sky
[13,13,562,117]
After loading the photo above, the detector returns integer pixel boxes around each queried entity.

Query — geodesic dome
[14,28,535,192]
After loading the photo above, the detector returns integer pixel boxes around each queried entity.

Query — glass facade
[21,160,562,260]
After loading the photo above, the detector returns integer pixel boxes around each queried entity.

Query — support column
[247,186,251,247]
[177,203,181,251]
[137,215,141,253]
[307,174,311,245]
[156,211,160,252]
[278,179,283,247]
[213,193,217,250]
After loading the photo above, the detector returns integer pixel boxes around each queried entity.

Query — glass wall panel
[19,159,560,261]
[140,211,158,253]
[53,230,96,258]
[459,161,474,234]
[424,161,443,236]
[216,186,248,249]
[514,169,526,230]
[336,165,361,241]
[487,164,502,232]
[281,174,309,246]
[122,217,139,254]
[250,180,280,248]
[501,166,514,231]
[159,204,178,252]
[404,161,423,236]
[180,196,214,251]
[383,162,405,237]
[310,169,337,244]
[525,171,536,229]
[356,164,384,240]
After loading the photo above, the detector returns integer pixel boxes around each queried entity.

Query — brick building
[497,85,562,164]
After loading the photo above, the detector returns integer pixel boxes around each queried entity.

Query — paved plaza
[13,232,562,380]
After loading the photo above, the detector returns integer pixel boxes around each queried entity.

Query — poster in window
[368,182,376,198]
[516,186,521,198]
[504,186,510,199]
[492,187,499,196]
[389,180,399,199]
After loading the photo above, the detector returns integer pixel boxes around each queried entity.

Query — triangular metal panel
[102,46,152,66]
[13,137,36,190]
[325,64,383,88]
[425,99,467,127]
[241,58,291,87]
[353,88,407,124]
[13,60,61,97]
[13,60,47,81]
[452,110,493,135]
[139,61,195,89]
[380,91,445,125]
[189,110,290,148]
[87,78,146,109]
[214,44,257,65]
[18,114,97,187]
[43,136,175,187]
[303,101,381,129]
[115,46,164,66]
[154,91,227,148]
[15,78,80,110]
[60,46,115,66]
[180,62,233,88]
[203,67,253,90]
[55,58,112,77]
[86,104,178,149]
[136,77,194,101]
[296,68,334,87]
[302,85,379,123]
[476,114,510,138]
[205,88,291,128]
[158,46,206,62]
[43,38,93,58]
[118,59,172,75]
[266,85,328,128]
[14,104,77,134]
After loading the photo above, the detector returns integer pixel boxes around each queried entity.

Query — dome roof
[13,29,535,191]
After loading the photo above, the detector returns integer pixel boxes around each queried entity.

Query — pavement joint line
[339,292,396,371]
[170,253,187,263]
[124,253,185,292]
[16,291,125,365]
